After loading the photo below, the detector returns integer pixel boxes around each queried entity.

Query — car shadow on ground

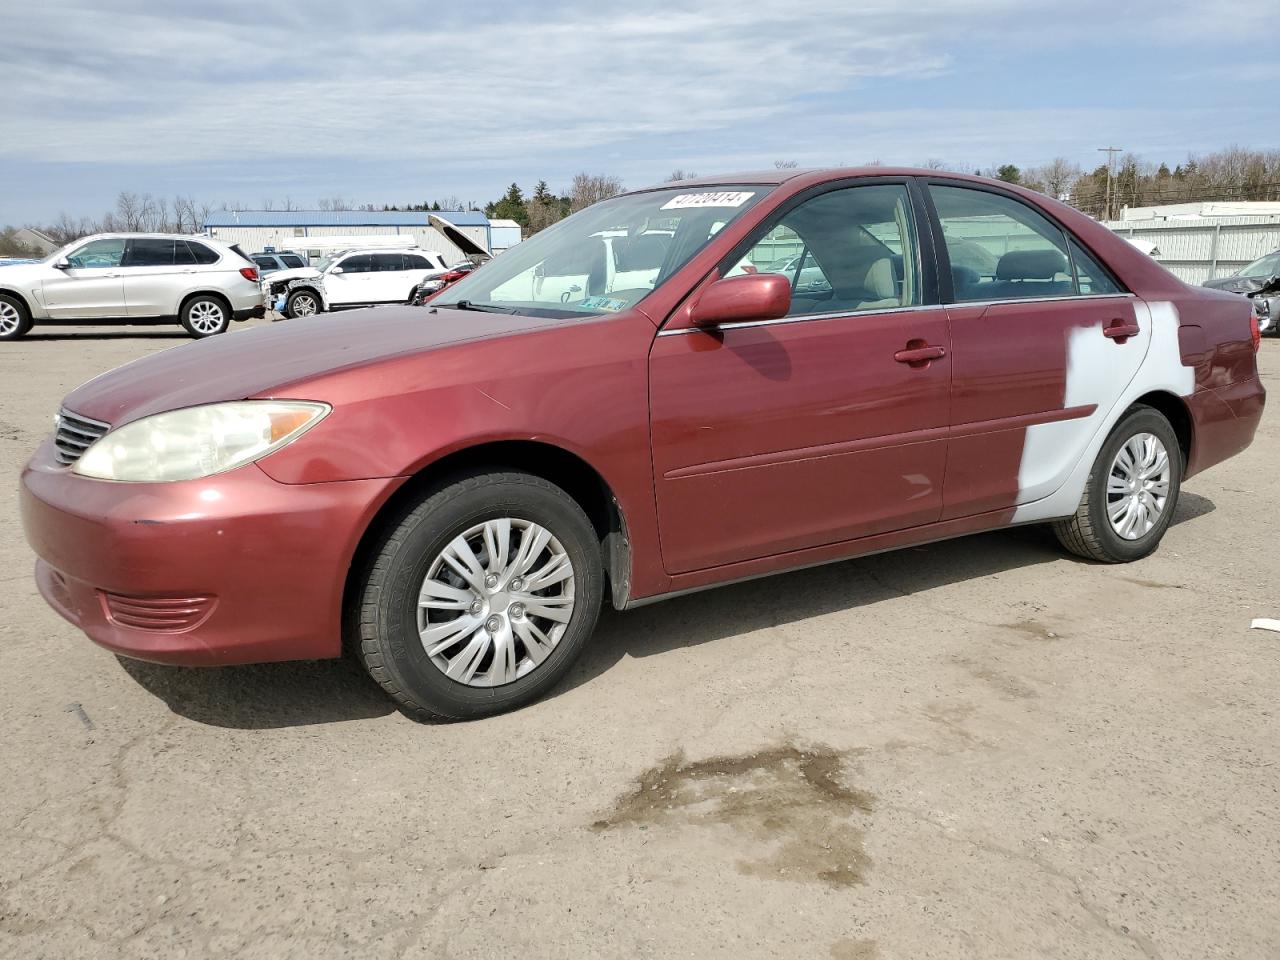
[27,331,189,341]
[559,490,1216,699]
[116,491,1216,729]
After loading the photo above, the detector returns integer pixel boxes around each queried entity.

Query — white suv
[0,234,266,341]
[268,249,450,318]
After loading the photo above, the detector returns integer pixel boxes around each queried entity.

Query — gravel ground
[2,318,1277,960]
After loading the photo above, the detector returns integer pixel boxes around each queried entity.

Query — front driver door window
[649,182,951,573]
[43,239,127,319]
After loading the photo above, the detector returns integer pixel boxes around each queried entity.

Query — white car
[271,249,451,318]
[0,234,266,340]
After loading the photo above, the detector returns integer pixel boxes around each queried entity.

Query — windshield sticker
[579,296,628,313]
[661,191,755,211]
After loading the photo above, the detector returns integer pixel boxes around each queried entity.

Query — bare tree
[317,196,352,211]
[665,169,697,182]
[774,159,799,169]
[1022,157,1082,200]
[922,158,954,171]
[115,191,145,231]
[569,173,624,213]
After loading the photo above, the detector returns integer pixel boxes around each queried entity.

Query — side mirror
[689,273,791,327]
[330,266,344,274]
[54,258,70,270]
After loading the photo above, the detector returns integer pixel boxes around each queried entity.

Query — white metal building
[1103,202,1280,284]
[202,210,492,264]
[487,219,523,253]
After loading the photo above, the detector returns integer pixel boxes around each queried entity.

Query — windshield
[1237,252,1280,279]
[433,186,768,317]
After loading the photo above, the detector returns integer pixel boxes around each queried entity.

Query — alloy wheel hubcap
[293,295,317,316]
[417,518,575,687]
[0,302,19,335]
[1106,432,1171,540]
[189,301,224,333]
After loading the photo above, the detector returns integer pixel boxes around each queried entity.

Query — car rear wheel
[180,295,230,338]
[286,289,321,318]
[351,471,604,720]
[1052,406,1182,563]
[0,294,32,341]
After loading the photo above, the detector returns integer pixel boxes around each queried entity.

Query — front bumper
[20,441,402,665]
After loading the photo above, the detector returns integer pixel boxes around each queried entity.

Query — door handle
[1103,318,1140,342]
[894,342,946,366]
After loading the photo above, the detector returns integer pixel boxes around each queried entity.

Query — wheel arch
[342,439,633,630]
[0,287,34,316]
[1131,390,1193,468]
[179,289,233,316]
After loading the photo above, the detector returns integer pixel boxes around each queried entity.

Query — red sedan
[21,168,1265,719]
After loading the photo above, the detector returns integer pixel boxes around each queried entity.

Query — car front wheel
[286,289,321,318]
[0,294,33,341]
[352,471,604,720]
[1053,406,1182,563]
[180,295,230,338]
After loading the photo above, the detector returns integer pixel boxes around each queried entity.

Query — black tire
[179,294,231,338]
[0,293,33,341]
[352,471,604,721]
[1052,406,1182,563]
[286,288,322,319]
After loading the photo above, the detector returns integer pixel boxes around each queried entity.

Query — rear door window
[374,253,406,272]
[930,185,1078,302]
[123,239,176,267]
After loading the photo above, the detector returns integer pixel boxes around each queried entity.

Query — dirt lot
[1,319,1277,960]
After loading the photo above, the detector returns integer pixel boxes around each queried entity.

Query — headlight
[72,400,330,482]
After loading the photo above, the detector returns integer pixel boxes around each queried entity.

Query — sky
[0,0,1274,224]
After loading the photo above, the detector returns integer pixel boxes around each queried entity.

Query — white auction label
[660,191,755,210]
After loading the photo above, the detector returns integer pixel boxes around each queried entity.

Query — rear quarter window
[186,241,221,265]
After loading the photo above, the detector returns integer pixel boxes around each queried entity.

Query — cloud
[1,0,1029,164]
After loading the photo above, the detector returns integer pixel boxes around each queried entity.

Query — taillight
[441,269,466,282]
[240,266,259,282]
[1250,308,1261,352]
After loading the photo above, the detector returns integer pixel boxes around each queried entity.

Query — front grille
[102,593,216,632]
[54,409,110,466]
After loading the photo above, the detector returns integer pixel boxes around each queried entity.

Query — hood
[264,266,322,286]
[61,306,571,426]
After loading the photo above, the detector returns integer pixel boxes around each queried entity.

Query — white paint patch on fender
[1012,300,1194,523]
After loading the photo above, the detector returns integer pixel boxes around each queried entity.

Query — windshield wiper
[448,300,520,314]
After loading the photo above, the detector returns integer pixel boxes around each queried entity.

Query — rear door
[371,253,414,302]
[41,238,127,318]
[121,238,182,317]
[925,182,1146,519]
[649,180,952,572]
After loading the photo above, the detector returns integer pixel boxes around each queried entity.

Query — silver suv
[0,234,266,341]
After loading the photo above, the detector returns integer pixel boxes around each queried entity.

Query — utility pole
[1098,146,1123,221]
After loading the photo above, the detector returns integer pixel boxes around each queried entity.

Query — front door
[649,182,952,573]
[325,253,374,306]
[42,238,127,318]
[925,182,1148,519]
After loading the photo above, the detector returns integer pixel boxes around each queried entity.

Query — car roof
[636,166,1003,193]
